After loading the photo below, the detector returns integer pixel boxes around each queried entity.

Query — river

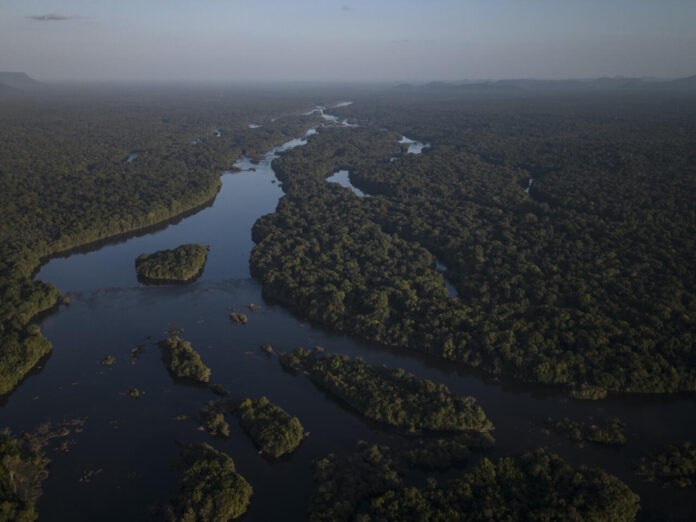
[1,106,695,521]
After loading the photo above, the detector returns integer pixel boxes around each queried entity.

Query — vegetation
[281,348,492,432]
[237,397,304,458]
[166,443,252,521]
[160,337,211,384]
[361,449,639,521]
[638,441,696,487]
[209,383,229,396]
[100,355,115,366]
[228,313,247,324]
[0,429,49,522]
[251,90,696,394]
[135,244,209,283]
[398,432,494,469]
[0,87,321,396]
[199,404,231,438]
[545,417,626,445]
[311,442,402,522]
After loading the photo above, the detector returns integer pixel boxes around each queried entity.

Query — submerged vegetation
[160,336,211,384]
[237,397,304,458]
[638,441,696,488]
[166,443,252,521]
[135,244,209,283]
[281,348,492,432]
[0,429,49,522]
[545,417,627,445]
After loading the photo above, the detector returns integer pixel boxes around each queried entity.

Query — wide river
[2,109,695,521]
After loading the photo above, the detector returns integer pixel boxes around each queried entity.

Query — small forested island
[199,401,231,437]
[166,443,252,521]
[237,397,304,458]
[280,348,492,432]
[545,416,627,445]
[638,441,696,488]
[135,244,209,283]
[0,429,49,521]
[159,336,211,384]
[360,449,639,521]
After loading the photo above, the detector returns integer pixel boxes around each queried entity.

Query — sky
[1,0,695,82]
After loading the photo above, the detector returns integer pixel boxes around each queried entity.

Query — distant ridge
[0,72,44,91]
[396,75,696,91]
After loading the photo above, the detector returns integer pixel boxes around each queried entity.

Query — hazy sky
[1,0,695,82]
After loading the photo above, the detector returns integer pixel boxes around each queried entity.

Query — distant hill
[0,72,44,90]
[661,75,696,89]
[396,75,696,92]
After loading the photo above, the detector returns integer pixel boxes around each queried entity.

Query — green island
[0,89,320,396]
[165,443,252,522]
[237,397,304,458]
[545,416,627,445]
[228,313,248,324]
[360,449,639,521]
[160,336,211,384]
[280,348,492,432]
[0,429,49,522]
[135,244,209,283]
[638,441,696,488]
[199,401,231,437]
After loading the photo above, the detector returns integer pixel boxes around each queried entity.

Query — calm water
[2,117,695,521]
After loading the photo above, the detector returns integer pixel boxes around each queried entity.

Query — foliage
[237,397,304,458]
[361,449,639,521]
[160,337,211,384]
[228,313,247,325]
[199,401,231,437]
[0,429,49,522]
[166,443,252,521]
[546,417,626,445]
[398,432,494,469]
[310,434,492,522]
[281,348,492,432]
[638,441,696,488]
[251,90,696,393]
[135,244,209,283]
[311,442,402,522]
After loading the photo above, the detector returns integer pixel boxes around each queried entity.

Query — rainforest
[1,80,695,521]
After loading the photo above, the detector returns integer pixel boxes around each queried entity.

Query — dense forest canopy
[0,429,49,522]
[166,443,253,522]
[252,89,696,394]
[360,449,639,521]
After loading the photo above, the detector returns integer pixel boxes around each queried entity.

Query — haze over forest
[1,0,696,83]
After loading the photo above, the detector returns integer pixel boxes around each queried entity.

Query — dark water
[2,122,695,521]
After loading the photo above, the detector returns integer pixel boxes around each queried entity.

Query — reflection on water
[399,135,430,154]
[326,170,370,198]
